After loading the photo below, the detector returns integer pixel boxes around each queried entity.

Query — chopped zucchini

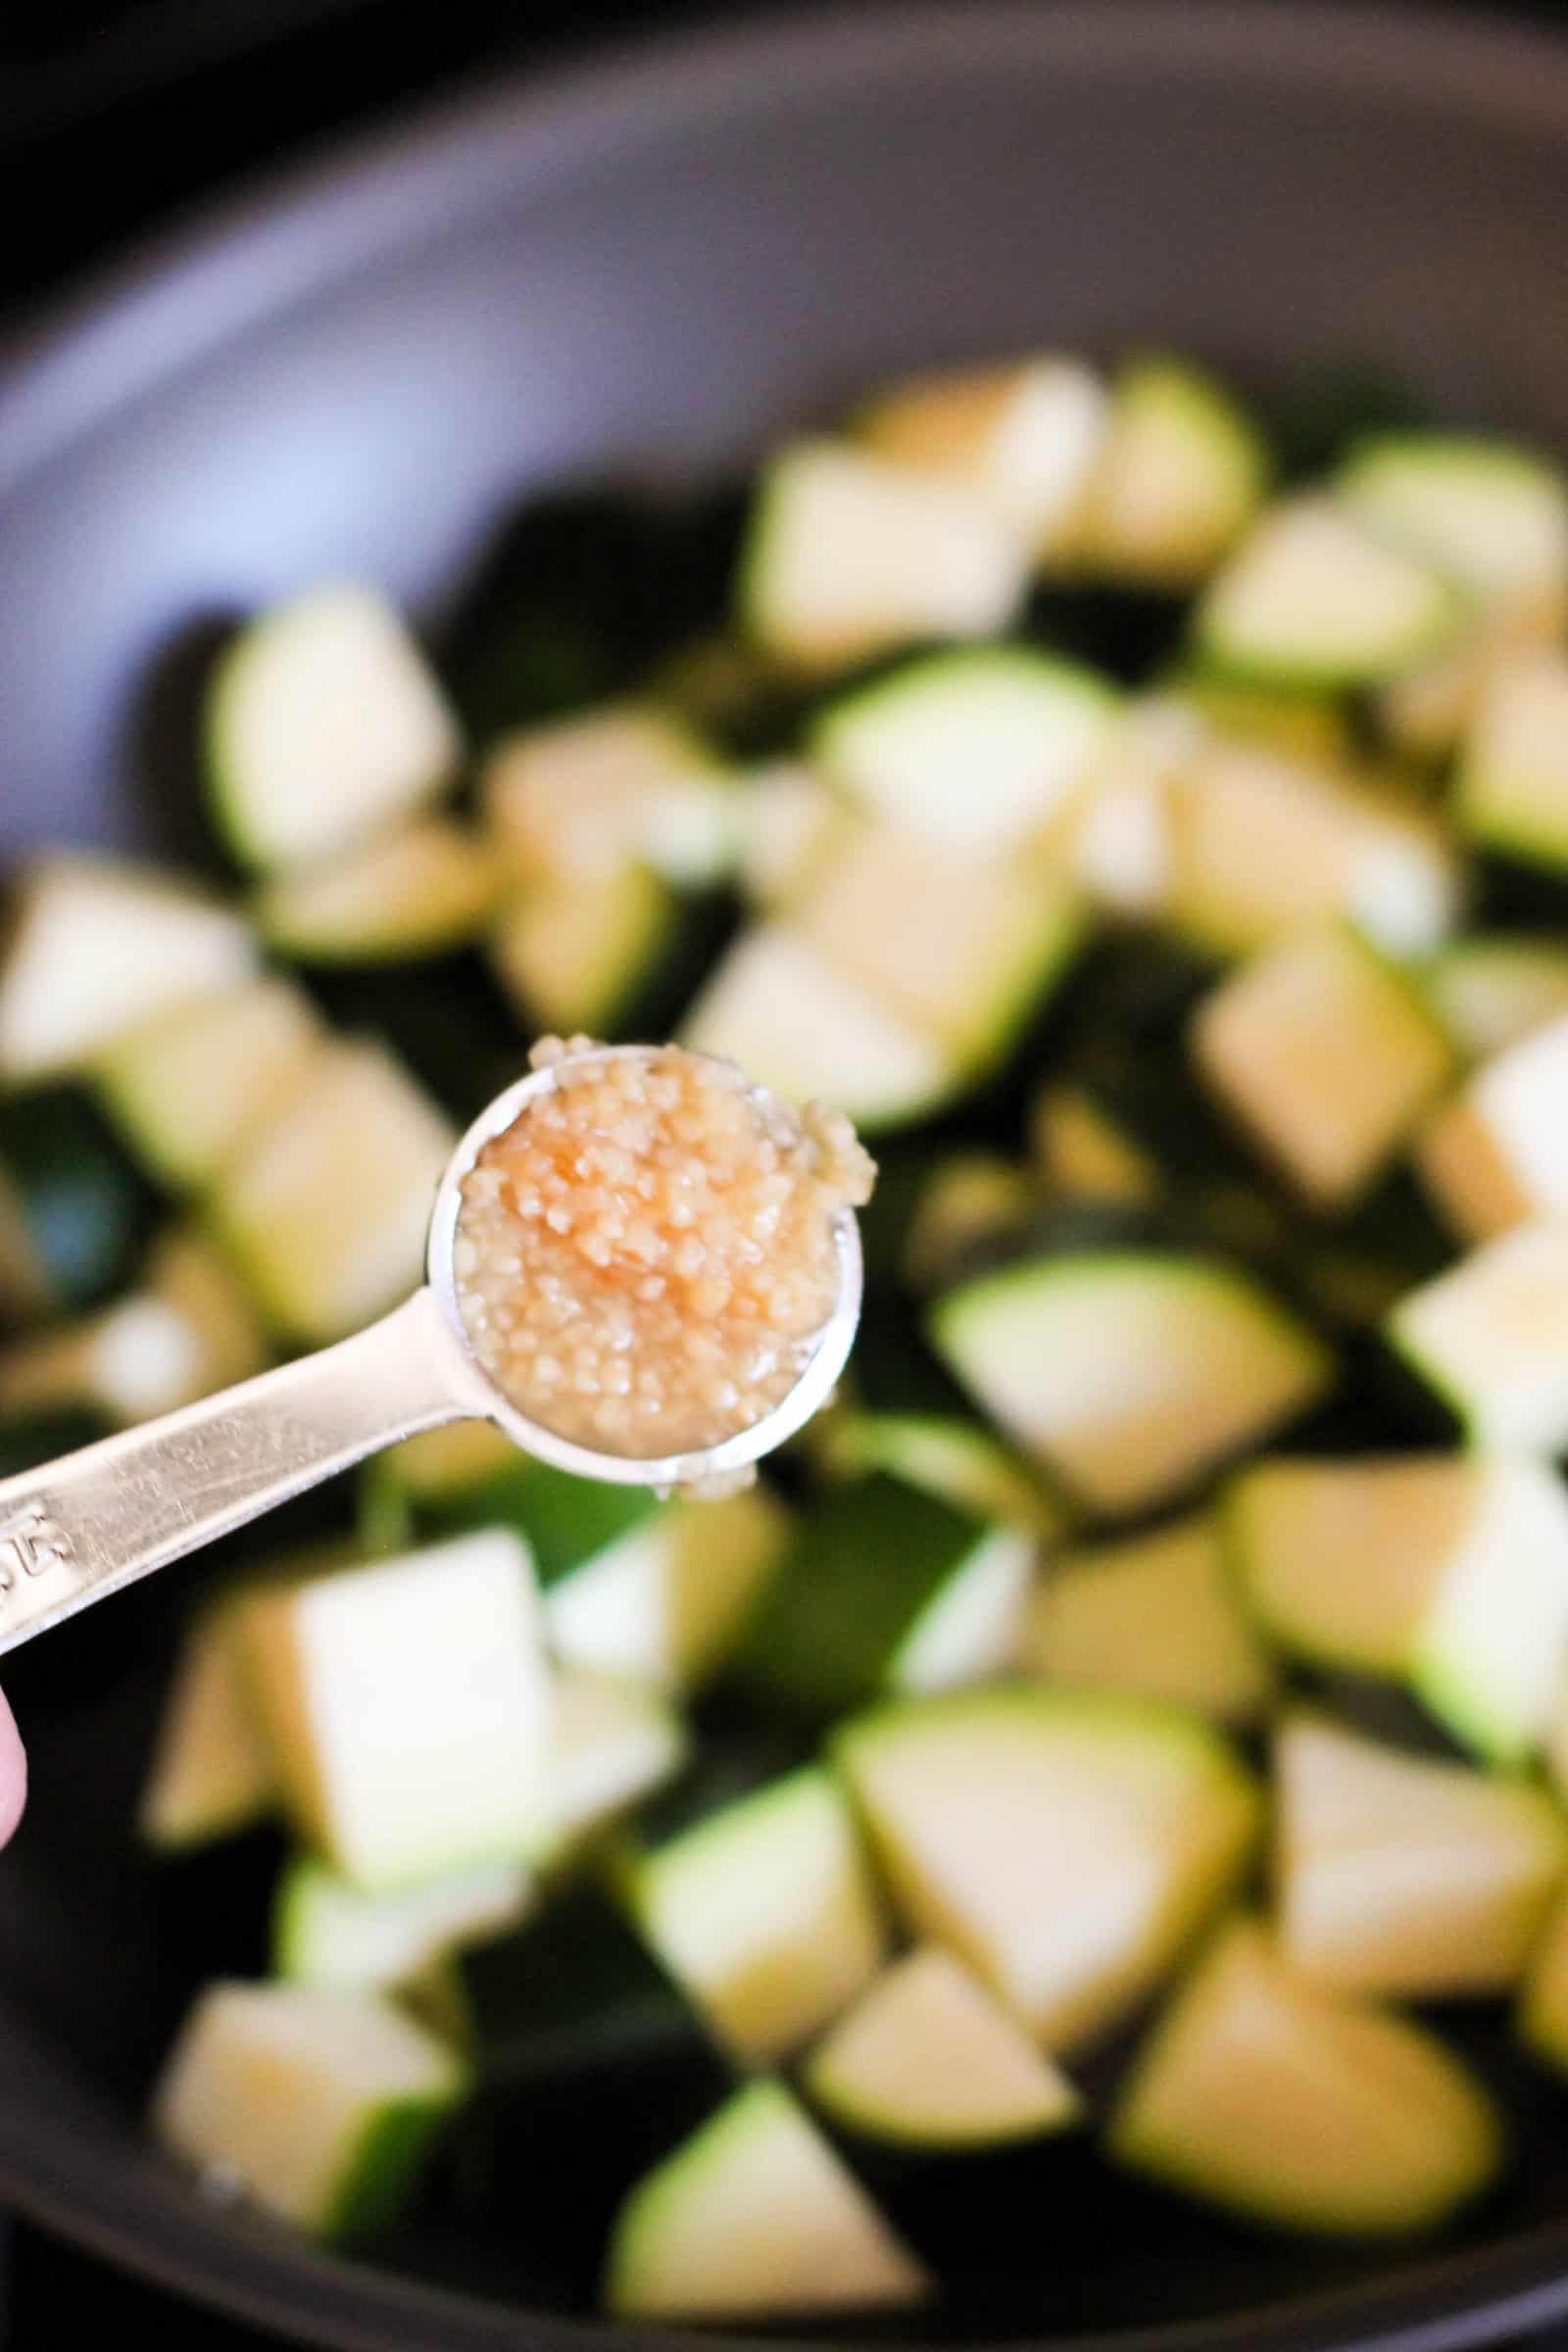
[0,1086,149,1317]
[537,1479,790,1692]
[1455,648,1568,870]
[1340,436,1568,757]
[1422,934,1568,1061]
[1070,694,1202,917]
[153,1980,466,2243]
[490,863,678,1038]
[1338,436,1568,614]
[1192,923,1454,1209]
[1167,741,1462,959]
[241,1530,552,1889]
[727,1474,1035,1712]
[548,1670,689,1845]
[605,2078,928,2319]
[1228,1453,1568,1765]
[810,648,1118,858]
[205,584,461,871]
[1169,676,1354,765]
[213,1040,453,1344]
[624,1765,888,2063]
[0,1226,267,1428]
[255,816,498,962]
[1418,1007,1568,1242]
[1275,1710,1566,1997]
[273,1853,531,1992]
[1023,1512,1275,1724]
[1082,358,1267,585]
[804,1944,1080,2148]
[0,854,256,1082]
[138,1596,277,1849]
[1031,1082,1162,1206]
[733,760,850,909]
[1389,1221,1568,1452]
[932,1250,1332,1519]
[901,1152,1041,1290]
[1107,1917,1501,2236]
[835,1689,1259,2051]
[95,977,325,1192]
[681,924,959,1132]
[1194,497,1464,690]
[483,704,737,892]
[793,821,1084,1066]
[857,355,1108,560]
[739,440,1028,672]
[814,1410,1065,1540]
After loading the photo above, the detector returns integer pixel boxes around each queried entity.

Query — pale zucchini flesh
[629,1765,889,2064]
[932,1250,1332,1518]
[803,1945,1081,2148]
[835,1689,1260,2052]
[605,2078,929,2319]
[1108,1918,1501,2236]
[256,815,498,961]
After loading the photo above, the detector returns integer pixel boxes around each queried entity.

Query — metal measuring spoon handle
[0,1049,862,1658]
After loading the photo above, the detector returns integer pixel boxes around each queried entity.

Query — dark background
[3,0,1568,2341]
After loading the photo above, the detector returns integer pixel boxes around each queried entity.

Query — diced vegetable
[1107,1917,1501,2235]
[625,1765,888,2063]
[1422,934,1568,1061]
[1274,1710,1566,1997]
[1194,497,1464,690]
[1455,648,1568,871]
[241,1530,552,1888]
[1070,694,1202,917]
[205,584,461,871]
[733,761,849,909]
[0,855,256,1082]
[95,977,325,1191]
[605,2079,928,2319]
[1389,1222,1568,1453]
[1166,741,1462,959]
[1192,923,1454,1209]
[739,440,1028,671]
[858,356,1108,560]
[273,1853,531,1992]
[255,816,498,962]
[1031,1082,1161,1205]
[138,1597,276,1848]
[1023,1512,1275,1723]
[548,1670,689,1845]
[681,924,959,1132]
[793,821,1084,1065]
[1418,1007,1568,1242]
[213,1040,453,1344]
[810,649,1117,858]
[803,1945,1080,2148]
[483,705,736,891]
[490,864,678,1039]
[536,1479,790,1691]
[1338,436,1568,613]
[836,1689,1259,2051]
[153,1980,466,2242]
[1082,358,1267,585]
[728,1474,1034,1711]
[1228,1452,1568,1765]
[900,1152,1041,1291]
[932,1250,1332,1518]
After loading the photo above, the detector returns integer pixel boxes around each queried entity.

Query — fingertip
[0,1686,25,1847]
